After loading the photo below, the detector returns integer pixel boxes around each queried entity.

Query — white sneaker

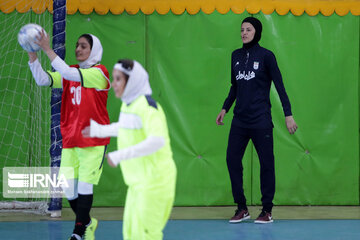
[49,210,61,218]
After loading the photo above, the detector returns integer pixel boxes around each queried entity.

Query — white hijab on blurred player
[86,60,153,138]
[115,60,152,105]
[84,60,165,165]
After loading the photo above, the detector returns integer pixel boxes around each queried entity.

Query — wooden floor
[1,206,360,222]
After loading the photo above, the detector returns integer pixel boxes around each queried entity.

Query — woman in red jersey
[27,31,110,240]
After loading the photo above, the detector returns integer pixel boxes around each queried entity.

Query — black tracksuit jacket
[222,43,292,129]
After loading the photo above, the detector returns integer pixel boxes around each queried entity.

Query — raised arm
[28,52,51,86]
[35,30,81,82]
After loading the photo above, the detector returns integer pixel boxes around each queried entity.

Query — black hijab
[242,17,262,49]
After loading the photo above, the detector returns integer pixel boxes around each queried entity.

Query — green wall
[0,11,359,206]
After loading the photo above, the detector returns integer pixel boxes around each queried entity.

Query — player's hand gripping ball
[17,23,47,52]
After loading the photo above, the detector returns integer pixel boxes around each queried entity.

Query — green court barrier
[1,11,359,206]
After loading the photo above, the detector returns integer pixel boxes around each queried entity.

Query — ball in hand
[17,23,47,52]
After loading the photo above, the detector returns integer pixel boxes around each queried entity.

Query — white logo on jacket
[236,71,255,81]
[253,62,259,70]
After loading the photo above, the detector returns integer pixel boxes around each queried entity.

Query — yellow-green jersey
[117,95,176,186]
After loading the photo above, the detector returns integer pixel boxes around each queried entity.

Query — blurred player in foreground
[82,59,177,240]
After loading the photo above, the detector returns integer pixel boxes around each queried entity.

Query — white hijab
[114,61,152,105]
[78,34,103,69]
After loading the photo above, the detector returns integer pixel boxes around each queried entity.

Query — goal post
[47,0,66,216]
[0,0,65,215]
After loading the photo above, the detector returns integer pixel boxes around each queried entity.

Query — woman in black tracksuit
[216,17,298,224]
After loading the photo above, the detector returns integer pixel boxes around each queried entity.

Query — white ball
[17,23,46,52]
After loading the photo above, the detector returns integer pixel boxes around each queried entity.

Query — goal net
[0,2,53,214]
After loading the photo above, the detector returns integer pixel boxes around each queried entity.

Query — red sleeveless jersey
[60,64,110,148]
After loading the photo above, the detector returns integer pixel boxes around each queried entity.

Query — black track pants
[226,124,275,212]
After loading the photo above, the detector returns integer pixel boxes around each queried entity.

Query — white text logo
[236,71,255,81]
[3,167,74,198]
[8,172,68,188]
